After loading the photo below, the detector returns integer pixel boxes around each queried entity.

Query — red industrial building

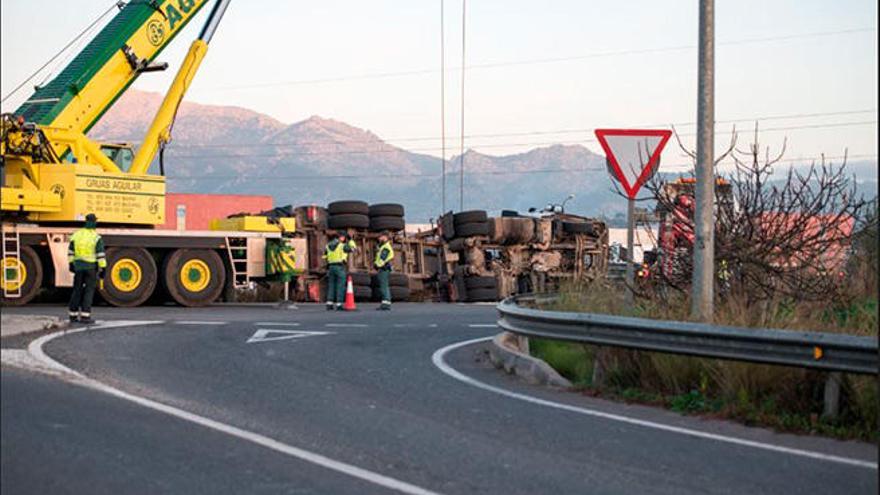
[158,193,274,230]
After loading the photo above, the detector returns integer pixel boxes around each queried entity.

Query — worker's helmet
[85,213,98,228]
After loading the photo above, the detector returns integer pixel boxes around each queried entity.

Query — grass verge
[527,283,879,442]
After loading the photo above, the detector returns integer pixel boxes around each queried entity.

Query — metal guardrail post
[823,372,842,419]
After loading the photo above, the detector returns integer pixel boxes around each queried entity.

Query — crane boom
[2,0,229,225]
[130,0,231,175]
[14,0,210,135]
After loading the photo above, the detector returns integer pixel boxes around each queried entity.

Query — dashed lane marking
[255,322,301,327]
[467,324,497,328]
[324,323,369,328]
[432,337,877,471]
[27,322,443,495]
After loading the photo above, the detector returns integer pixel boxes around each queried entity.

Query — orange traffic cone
[343,275,357,311]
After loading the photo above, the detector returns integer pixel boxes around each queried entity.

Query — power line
[201,27,876,91]
[163,153,877,181]
[1,1,120,103]
[159,109,877,150]
[163,120,877,159]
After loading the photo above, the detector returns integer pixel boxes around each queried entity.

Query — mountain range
[90,90,877,223]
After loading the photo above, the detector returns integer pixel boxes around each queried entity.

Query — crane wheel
[100,247,157,307]
[163,249,225,307]
[1,246,43,306]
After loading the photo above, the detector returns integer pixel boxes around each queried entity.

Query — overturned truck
[438,210,608,301]
[279,200,608,302]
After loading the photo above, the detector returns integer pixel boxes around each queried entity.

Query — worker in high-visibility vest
[68,213,106,324]
[323,231,356,310]
[374,233,395,310]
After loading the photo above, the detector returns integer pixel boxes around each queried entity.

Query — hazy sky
[2,0,877,169]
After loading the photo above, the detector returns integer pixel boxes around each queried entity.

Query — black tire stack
[327,201,370,230]
[349,271,373,301]
[464,274,498,302]
[372,272,410,301]
[368,203,405,232]
[447,209,498,302]
[452,210,489,238]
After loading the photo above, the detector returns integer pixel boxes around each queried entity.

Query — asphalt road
[2,303,877,494]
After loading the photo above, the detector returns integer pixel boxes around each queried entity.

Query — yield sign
[595,129,672,199]
[246,329,333,344]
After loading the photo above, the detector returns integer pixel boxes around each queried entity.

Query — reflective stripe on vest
[374,241,394,268]
[70,228,101,264]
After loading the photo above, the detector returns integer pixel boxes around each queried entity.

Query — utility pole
[459,0,466,211]
[440,0,447,213]
[692,0,715,321]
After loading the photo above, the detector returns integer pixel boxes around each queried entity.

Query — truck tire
[1,245,42,306]
[369,216,405,232]
[390,285,410,301]
[465,276,496,290]
[390,273,409,287]
[328,200,369,216]
[354,285,373,301]
[453,210,487,226]
[446,238,468,252]
[100,247,157,307]
[454,222,489,238]
[371,273,409,288]
[328,214,370,230]
[368,203,405,217]
[466,287,498,302]
[349,271,371,287]
[563,221,594,235]
[163,249,226,307]
[440,215,456,240]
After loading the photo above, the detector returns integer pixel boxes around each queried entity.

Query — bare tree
[644,124,868,303]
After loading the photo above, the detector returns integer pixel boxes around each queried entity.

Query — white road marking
[28,323,442,495]
[246,329,333,344]
[432,337,878,471]
[1,349,71,377]
[467,324,497,328]
[175,321,227,326]
[255,322,301,327]
[325,323,369,328]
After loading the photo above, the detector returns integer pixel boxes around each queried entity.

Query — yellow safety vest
[374,241,394,269]
[324,239,355,264]
[68,228,106,268]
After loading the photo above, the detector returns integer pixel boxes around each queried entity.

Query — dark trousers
[69,269,97,315]
[326,264,347,304]
[376,269,391,304]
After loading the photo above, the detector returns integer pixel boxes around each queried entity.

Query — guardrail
[496,295,878,375]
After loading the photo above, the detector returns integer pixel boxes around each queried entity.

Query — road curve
[3,303,877,494]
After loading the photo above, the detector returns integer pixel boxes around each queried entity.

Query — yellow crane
[1,0,299,307]
[2,0,227,225]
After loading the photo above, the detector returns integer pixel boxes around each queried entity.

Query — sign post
[595,129,672,305]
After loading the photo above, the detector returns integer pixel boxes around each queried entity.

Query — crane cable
[1,1,124,104]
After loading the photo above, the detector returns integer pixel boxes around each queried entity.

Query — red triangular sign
[595,129,672,199]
